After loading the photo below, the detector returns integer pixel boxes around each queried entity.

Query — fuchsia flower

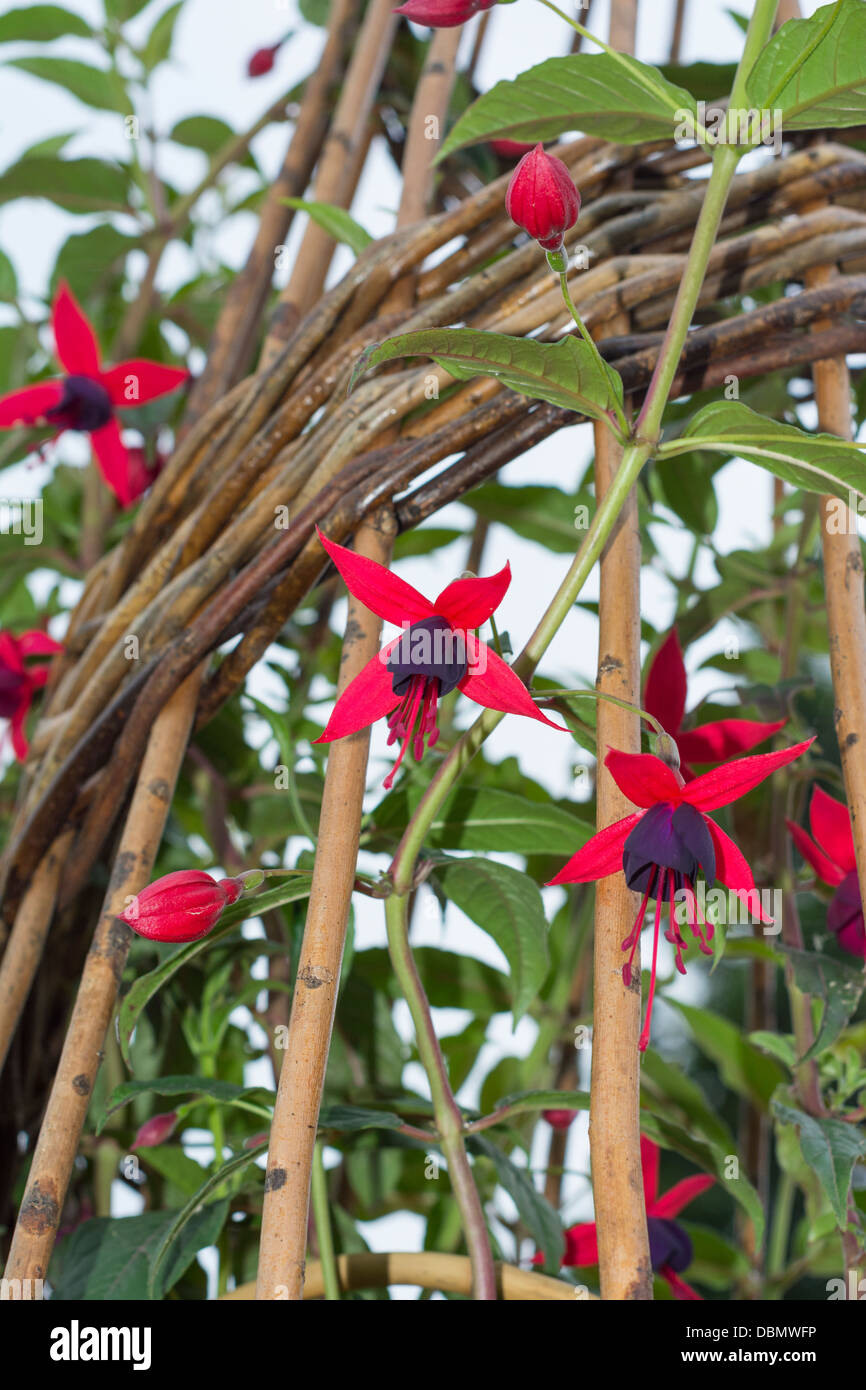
[538,1137,714,1300]
[118,870,244,944]
[394,0,498,28]
[505,144,581,254]
[787,787,866,961]
[645,629,786,781]
[133,1111,179,1149]
[548,738,814,1049]
[315,529,561,788]
[0,282,188,508]
[0,627,63,761]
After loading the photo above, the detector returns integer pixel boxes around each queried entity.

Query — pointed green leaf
[7,56,130,113]
[0,155,131,214]
[281,197,372,256]
[435,858,549,1022]
[772,1098,866,1226]
[469,1134,564,1269]
[0,5,92,41]
[747,0,866,131]
[776,945,865,1061]
[661,401,866,504]
[351,328,623,426]
[439,53,700,157]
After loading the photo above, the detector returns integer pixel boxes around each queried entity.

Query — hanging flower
[548,738,814,1049]
[0,282,188,508]
[787,786,866,961]
[644,628,785,781]
[315,529,561,788]
[0,627,63,761]
[394,0,498,28]
[118,870,244,944]
[536,1137,714,1300]
[505,143,581,254]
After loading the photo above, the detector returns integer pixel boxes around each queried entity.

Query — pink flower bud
[247,43,280,77]
[118,870,244,944]
[505,144,581,253]
[543,1109,576,1131]
[394,0,498,28]
[133,1111,178,1149]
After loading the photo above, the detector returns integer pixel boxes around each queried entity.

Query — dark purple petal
[647,1216,693,1275]
[621,802,714,896]
[828,870,863,937]
[387,616,468,697]
[46,374,113,432]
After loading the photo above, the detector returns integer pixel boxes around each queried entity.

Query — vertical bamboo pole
[587,0,651,1305]
[4,666,204,1284]
[255,509,396,1300]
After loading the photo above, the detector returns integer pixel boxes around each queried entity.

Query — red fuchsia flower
[124,444,168,503]
[505,143,581,254]
[394,0,498,28]
[536,1137,714,1300]
[0,282,188,508]
[543,1109,576,1130]
[0,627,63,761]
[118,870,244,944]
[548,738,814,1050]
[315,528,561,788]
[645,629,786,782]
[787,787,866,962]
[133,1111,178,1149]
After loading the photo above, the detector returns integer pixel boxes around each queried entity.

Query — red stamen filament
[638,869,667,1053]
[384,675,441,789]
[684,875,714,955]
[621,865,657,987]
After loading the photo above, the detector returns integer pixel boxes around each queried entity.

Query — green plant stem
[557,271,629,436]
[311,1143,341,1301]
[384,893,497,1299]
[766,1171,795,1296]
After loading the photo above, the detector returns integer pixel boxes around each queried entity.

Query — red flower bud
[118,869,244,944]
[394,0,498,28]
[543,1109,576,1131]
[505,144,581,253]
[247,43,280,77]
[133,1111,178,1149]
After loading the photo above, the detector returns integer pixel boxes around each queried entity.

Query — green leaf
[465,481,593,553]
[138,1145,211,1198]
[0,250,17,303]
[52,1204,228,1300]
[370,783,591,856]
[439,53,700,157]
[435,858,549,1022]
[53,223,135,299]
[470,1134,564,1269]
[116,874,313,1067]
[772,1098,866,1226]
[657,60,738,102]
[170,114,258,171]
[104,0,152,21]
[0,155,130,213]
[663,401,866,505]
[101,1075,274,1127]
[148,1150,261,1298]
[671,1001,786,1110]
[491,1088,591,1120]
[140,0,182,70]
[776,945,865,1061]
[747,0,866,131]
[7,57,130,113]
[0,5,91,41]
[351,329,624,427]
[355,946,513,1016]
[299,0,330,24]
[281,197,373,256]
[318,1104,406,1133]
